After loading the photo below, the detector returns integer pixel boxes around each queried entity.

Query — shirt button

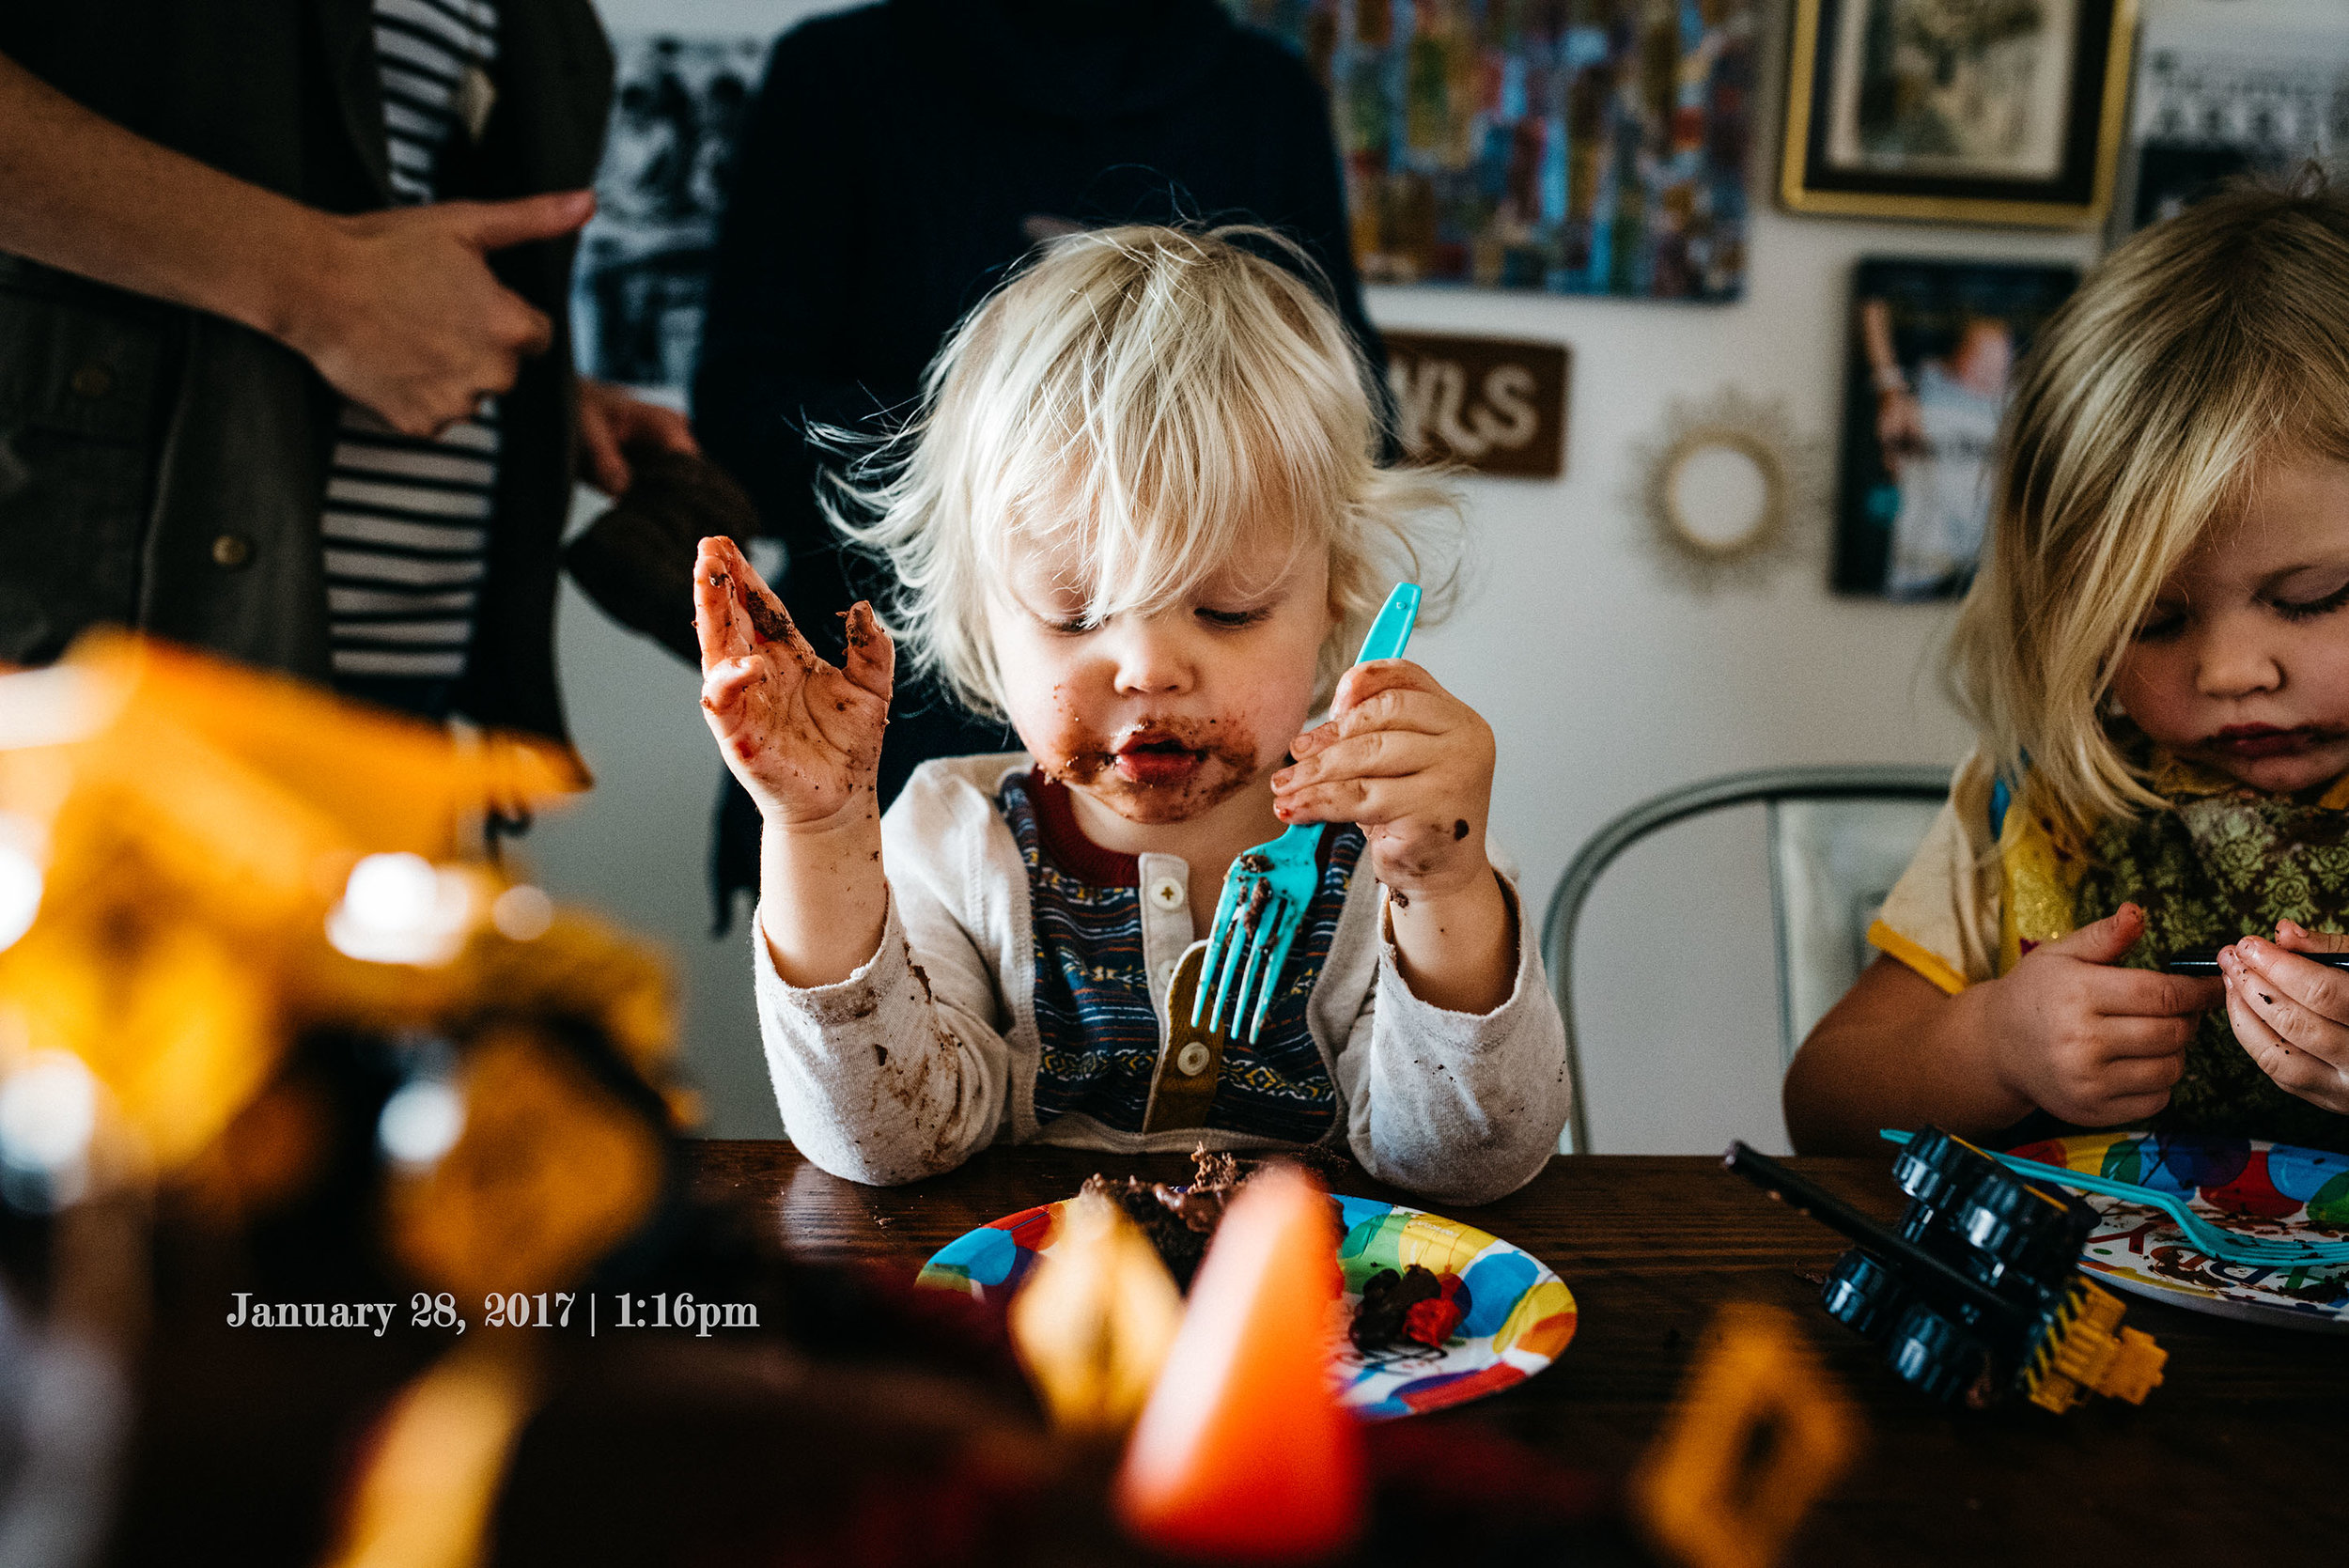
[1148,877,1185,910]
[210,534,254,569]
[70,363,113,399]
[1175,1040,1211,1077]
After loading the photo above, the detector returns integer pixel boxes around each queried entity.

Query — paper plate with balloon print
[2005,1131,2349,1332]
[916,1192,1577,1418]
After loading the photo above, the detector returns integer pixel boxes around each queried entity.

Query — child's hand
[693,535,893,831]
[2217,922,2349,1112]
[1975,903,2219,1126]
[1272,660,1495,901]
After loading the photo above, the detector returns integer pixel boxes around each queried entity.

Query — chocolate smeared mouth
[1116,728,1201,758]
[1041,713,1262,823]
[2202,723,2349,760]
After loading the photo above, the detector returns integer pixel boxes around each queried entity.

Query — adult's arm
[0,49,588,436]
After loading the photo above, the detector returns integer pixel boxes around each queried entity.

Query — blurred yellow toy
[1636,1303,1860,1568]
[1007,1188,1185,1436]
[0,632,662,1183]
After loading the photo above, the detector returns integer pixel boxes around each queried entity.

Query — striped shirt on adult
[325,0,503,710]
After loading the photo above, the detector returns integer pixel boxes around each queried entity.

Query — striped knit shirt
[326,0,502,709]
[997,768,1363,1143]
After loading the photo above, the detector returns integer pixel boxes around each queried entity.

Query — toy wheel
[1886,1299,1996,1406]
[1956,1166,2093,1292]
[1820,1249,1907,1340]
[1890,1126,1999,1215]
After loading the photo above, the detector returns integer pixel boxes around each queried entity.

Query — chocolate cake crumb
[1351,1264,1469,1353]
[1350,1265,1439,1351]
[1080,1146,1255,1292]
[1453,818,1470,840]
[743,592,792,642]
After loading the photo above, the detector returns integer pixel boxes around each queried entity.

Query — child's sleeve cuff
[1868,919,1968,996]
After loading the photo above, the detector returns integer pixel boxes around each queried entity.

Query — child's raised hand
[693,536,893,830]
[1974,903,2218,1126]
[2217,923,2349,1112]
[1272,660,1496,902]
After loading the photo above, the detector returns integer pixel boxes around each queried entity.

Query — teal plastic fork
[1878,1129,2349,1267]
[1193,582,1422,1043]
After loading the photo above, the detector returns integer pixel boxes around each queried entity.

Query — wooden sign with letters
[1381,332,1570,479]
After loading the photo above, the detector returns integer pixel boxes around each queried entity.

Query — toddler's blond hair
[827,224,1458,719]
[1950,178,2349,826]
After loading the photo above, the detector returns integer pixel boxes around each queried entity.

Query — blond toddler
[693,226,1569,1200]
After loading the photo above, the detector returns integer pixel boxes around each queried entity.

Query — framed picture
[1831,257,2078,600]
[569,34,768,394]
[1781,0,2137,226]
[2114,18,2349,236]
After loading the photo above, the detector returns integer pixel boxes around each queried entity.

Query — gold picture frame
[1781,0,2137,227]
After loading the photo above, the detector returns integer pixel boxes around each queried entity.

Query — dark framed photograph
[1832,257,2078,599]
[1781,0,2137,226]
[569,34,767,394]
[2115,18,2349,235]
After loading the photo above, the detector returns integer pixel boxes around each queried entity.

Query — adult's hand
[0,54,595,440]
[576,378,699,495]
[285,192,597,438]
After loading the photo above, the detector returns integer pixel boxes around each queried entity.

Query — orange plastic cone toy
[1113,1164,1366,1561]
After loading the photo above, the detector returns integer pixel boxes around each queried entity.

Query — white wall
[530,0,2329,1149]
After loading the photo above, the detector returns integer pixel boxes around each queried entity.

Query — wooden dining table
[689,1141,2349,1562]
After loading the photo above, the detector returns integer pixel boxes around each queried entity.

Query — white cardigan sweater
[752,754,1572,1206]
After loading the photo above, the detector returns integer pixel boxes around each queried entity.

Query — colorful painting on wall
[1226,0,1757,301]
[1831,257,2077,600]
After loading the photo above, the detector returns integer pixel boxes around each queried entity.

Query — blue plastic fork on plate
[1877,1129,2349,1267]
[1192,582,1422,1043]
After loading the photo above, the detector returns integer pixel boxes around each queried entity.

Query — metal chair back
[1541,766,1951,1153]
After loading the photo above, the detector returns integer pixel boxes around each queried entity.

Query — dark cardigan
[0,1,611,750]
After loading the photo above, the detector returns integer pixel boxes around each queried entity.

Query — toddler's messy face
[2115,456,2349,793]
[988,531,1333,826]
